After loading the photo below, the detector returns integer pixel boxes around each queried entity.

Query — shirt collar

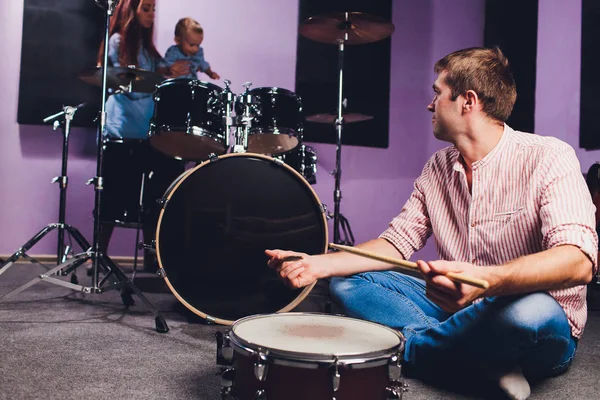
[451,123,512,172]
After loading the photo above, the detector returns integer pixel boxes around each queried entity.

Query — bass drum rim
[155,152,328,325]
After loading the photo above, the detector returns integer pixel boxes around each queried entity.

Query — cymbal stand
[0,104,91,278]
[0,0,169,333]
[332,19,355,246]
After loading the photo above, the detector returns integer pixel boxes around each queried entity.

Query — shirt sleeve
[196,47,210,72]
[379,159,433,260]
[538,144,599,272]
[108,33,121,67]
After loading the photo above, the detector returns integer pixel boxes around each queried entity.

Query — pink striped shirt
[380,125,598,338]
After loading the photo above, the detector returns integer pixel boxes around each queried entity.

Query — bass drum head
[156,153,327,324]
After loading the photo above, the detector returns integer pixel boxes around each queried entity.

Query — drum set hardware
[299,11,395,246]
[0,0,170,333]
[0,103,92,283]
[216,313,408,399]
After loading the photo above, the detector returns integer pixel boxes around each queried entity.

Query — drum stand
[0,0,168,333]
[0,104,91,276]
[332,35,355,246]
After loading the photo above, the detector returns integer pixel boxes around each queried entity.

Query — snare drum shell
[232,355,393,400]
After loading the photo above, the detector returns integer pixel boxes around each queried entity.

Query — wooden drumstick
[328,243,490,290]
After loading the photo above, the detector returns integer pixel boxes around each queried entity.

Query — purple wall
[0,0,485,262]
[536,0,600,173]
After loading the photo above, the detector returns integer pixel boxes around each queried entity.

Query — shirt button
[471,222,476,227]
[471,259,476,264]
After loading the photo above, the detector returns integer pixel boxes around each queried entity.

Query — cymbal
[305,113,373,124]
[299,12,395,45]
[78,66,165,93]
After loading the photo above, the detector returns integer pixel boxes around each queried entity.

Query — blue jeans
[329,272,578,381]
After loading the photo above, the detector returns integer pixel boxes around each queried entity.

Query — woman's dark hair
[97,0,161,67]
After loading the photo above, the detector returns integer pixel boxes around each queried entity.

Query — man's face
[177,31,204,57]
[136,0,155,29]
[427,71,463,141]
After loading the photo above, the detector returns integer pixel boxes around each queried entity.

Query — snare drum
[155,153,328,324]
[237,87,303,155]
[149,78,226,161]
[217,313,407,400]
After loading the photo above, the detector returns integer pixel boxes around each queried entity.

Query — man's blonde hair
[434,47,517,122]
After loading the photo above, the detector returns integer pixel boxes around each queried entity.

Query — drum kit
[1,4,407,398]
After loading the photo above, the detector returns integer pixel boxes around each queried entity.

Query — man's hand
[416,260,491,313]
[265,249,327,288]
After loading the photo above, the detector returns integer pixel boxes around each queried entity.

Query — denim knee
[495,292,571,343]
[329,275,361,306]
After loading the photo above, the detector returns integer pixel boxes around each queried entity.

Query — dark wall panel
[484,0,538,133]
[295,0,392,148]
[580,0,600,149]
[18,0,104,127]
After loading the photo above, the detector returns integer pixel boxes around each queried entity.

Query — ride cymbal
[299,12,395,45]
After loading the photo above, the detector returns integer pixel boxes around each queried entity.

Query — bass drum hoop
[155,152,328,325]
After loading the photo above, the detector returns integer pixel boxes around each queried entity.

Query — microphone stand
[0,0,169,333]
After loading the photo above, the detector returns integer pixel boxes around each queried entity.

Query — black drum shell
[155,153,328,324]
[149,78,226,161]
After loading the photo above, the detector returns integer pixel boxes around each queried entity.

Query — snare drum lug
[254,389,267,400]
[254,352,268,382]
[330,358,341,392]
[208,153,219,162]
[206,315,217,324]
[272,158,284,166]
[156,268,166,278]
[388,354,402,383]
[216,331,234,365]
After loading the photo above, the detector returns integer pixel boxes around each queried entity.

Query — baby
[164,17,220,80]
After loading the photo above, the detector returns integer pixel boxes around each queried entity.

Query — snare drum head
[156,154,327,324]
[231,313,402,360]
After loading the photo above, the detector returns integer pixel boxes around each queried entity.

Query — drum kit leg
[0,0,169,333]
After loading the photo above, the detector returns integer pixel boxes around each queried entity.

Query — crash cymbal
[78,66,165,93]
[299,12,395,45]
[305,113,373,124]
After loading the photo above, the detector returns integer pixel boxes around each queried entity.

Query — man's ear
[174,36,181,45]
[463,90,479,111]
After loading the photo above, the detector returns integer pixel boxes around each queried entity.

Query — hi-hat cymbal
[79,66,165,93]
[305,113,374,124]
[299,12,395,45]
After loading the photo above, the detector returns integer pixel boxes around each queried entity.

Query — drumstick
[328,243,490,290]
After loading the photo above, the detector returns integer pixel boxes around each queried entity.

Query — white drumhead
[232,313,401,356]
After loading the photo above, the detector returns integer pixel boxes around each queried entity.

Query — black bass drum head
[156,153,328,324]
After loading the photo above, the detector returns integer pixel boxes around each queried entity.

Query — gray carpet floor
[0,261,599,400]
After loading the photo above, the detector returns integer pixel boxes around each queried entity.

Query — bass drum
[155,153,328,324]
